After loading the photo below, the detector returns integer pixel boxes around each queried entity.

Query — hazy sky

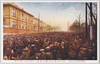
[15,2,85,31]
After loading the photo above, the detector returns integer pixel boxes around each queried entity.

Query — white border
[1,0,99,2]
[1,1,99,63]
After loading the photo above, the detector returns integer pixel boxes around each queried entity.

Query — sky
[15,2,85,31]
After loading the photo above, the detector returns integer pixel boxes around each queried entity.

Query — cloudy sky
[15,2,85,31]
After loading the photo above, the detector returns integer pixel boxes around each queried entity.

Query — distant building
[3,2,48,33]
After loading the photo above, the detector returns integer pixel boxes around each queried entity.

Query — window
[19,23,21,29]
[12,21,16,28]
[3,17,6,25]
[26,16,27,21]
[12,9,15,17]
[18,12,20,18]
[26,24,27,29]
[27,25,28,29]
[22,23,24,29]
[28,25,30,29]
[28,16,29,21]
[31,26,32,30]
[22,13,24,20]
[31,26,34,30]
[31,18,33,22]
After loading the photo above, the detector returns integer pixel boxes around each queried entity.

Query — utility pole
[95,3,97,40]
[90,3,93,25]
[85,3,88,38]
[90,3,93,40]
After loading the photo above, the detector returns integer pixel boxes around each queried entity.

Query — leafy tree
[46,25,53,32]
[69,20,85,33]
[53,26,61,31]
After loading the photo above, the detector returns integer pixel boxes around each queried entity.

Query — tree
[46,25,61,32]
[53,26,61,31]
[46,25,53,32]
[70,20,79,33]
[69,20,85,33]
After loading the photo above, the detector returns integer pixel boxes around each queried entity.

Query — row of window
[12,9,33,22]
[12,21,38,30]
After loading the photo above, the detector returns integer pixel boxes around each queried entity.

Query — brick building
[3,2,48,33]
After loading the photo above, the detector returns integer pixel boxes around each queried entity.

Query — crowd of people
[3,32,97,60]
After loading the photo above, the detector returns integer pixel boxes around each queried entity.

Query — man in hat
[34,53,41,60]
[52,42,58,59]
[40,49,46,59]
[29,44,36,57]
[56,43,62,60]
[45,46,53,60]
[19,47,29,60]
[42,42,49,49]
[10,49,18,60]
[68,42,77,59]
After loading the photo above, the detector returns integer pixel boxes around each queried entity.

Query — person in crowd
[4,47,12,60]
[19,47,29,60]
[10,49,18,60]
[45,47,53,59]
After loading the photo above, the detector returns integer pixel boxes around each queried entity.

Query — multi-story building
[39,21,48,32]
[3,2,48,33]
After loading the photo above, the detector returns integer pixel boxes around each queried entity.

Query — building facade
[3,2,49,33]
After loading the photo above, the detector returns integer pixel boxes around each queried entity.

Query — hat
[79,39,82,41]
[44,42,48,44]
[31,44,35,47]
[46,46,50,49]
[4,56,8,59]
[77,36,79,37]
[23,47,28,51]
[61,42,64,44]
[45,46,50,51]
[86,42,88,43]
[4,42,7,44]
[46,52,50,55]
[54,42,57,43]
[35,40,38,42]
[40,49,45,52]
[80,48,87,51]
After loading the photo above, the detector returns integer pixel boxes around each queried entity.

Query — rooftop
[3,2,34,17]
